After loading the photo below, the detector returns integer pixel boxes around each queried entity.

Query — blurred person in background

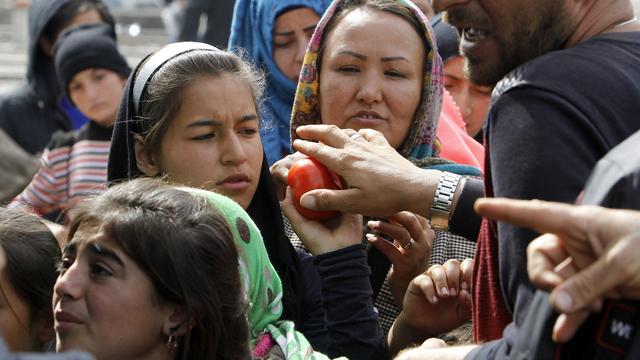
[229,0,331,165]
[178,0,236,47]
[10,24,129,232]
[432,13,491,142]
[0,0,115,156]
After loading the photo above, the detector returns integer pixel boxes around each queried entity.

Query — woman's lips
[54,310,83,332]
[217,174,251,191]
[350,111,386,128]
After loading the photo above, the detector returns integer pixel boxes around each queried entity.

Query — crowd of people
[0,0,639,359]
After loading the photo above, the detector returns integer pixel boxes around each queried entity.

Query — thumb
[550,254,619,313]
[300,188,362,213]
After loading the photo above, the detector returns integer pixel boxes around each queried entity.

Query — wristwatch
[429,172,462,231]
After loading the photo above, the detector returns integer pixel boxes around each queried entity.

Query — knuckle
[326,124,341,136]
[444,258,461,269]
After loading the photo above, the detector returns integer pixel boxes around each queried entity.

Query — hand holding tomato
[281,186,363,256]
[287,157,342,220]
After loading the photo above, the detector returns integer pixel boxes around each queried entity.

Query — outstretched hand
[388,259,473,355]
[280,187,363,256]
[475,198,640,342]
[366,212,434,307]
[400,259,473,336]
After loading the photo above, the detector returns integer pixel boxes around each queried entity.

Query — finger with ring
[349,133,366,142]
[402,238,416,249]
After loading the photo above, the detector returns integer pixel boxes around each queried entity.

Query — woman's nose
[54,262,84,301]
[356,73,383,105]
[221,134,248,165]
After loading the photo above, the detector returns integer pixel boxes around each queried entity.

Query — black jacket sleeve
[315,244,390,360]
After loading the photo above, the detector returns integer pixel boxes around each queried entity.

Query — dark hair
[44,0,115,43]
[136,49,265,161]
[318,0,428,69]
[0,208,60,336]
[67,178,250,360]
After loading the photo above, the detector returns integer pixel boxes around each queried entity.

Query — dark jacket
[469,130,640,359]
[0,0,87,155]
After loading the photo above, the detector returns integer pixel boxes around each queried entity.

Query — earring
[166,335,179,352]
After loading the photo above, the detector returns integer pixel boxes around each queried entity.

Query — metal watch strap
[429,172,461,231]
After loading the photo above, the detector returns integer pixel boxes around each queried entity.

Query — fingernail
[450,288,457,296]
[555,291,574,312]
[431,296,439,304]
[461,281,468,290]
[367,221,379,229]
[300,196,316,209]
[365,233,377,242]
[441,287,449,296]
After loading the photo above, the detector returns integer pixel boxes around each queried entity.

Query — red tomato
[287,157,341,220]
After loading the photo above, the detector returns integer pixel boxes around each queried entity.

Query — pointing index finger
[474,198,585,236]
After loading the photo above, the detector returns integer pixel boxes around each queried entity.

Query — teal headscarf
[186,188,344,359]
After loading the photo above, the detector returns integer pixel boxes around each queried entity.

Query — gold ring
[402,239,416,249]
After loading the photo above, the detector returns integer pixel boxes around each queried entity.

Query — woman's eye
[273,40,294,48]
[385,70,406,78]
[474,86,493,96]
[338,66,359,73]
[90,263,112,277]
[191,133,215,141]
[239,128,258,136]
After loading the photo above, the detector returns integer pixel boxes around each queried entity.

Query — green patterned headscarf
[185,188,340,359]
[290,0,481,175]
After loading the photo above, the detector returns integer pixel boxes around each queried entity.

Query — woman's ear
[134,134,161,176]
[162,306,190,337]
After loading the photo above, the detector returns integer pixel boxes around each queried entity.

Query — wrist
[429,172,462,231]
[410,169,442,217]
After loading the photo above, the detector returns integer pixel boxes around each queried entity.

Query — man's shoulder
[493,32,640,100]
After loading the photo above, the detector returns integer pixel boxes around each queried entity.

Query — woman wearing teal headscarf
[229,0,332,165]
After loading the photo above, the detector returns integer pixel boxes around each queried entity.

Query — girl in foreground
[55,178,360,359]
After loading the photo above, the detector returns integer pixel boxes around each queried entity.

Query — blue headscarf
[229,0,332,166]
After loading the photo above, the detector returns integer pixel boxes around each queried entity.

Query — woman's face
[53,222,174,360]
[273,7,320,82]
[0,270,38,351]
[68,68,127,127]
[319,7,425,149]
[443,56,491,138]
[147,74,263,210]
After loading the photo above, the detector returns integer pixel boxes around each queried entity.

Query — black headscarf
[107,42,304,324]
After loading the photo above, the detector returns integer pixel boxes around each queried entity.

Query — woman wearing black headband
[107,42,386,359]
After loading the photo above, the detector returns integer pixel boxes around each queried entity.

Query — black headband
[132,42,221,115]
